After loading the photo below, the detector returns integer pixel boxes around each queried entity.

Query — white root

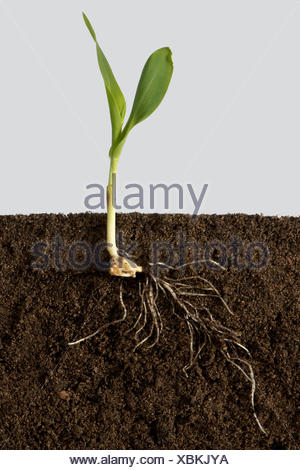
[130,268,266,435]
[67,281,127,346]
[67,259,266,435]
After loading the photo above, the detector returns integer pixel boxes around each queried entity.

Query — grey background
[0,0,299,216]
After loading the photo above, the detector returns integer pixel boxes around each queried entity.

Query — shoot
[83,13,173,277]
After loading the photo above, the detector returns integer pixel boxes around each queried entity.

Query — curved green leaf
[123,47,173,135]
[83,12,126,143]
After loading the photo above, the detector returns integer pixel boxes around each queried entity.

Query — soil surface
[0,213,299,450]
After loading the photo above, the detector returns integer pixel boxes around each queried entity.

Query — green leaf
[123,47,173,135]
[82,12,126,144]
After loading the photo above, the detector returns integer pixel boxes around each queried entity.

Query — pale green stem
[107,156,119,258]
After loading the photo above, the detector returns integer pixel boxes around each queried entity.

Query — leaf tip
[82,12,97,41]
[82,11,88,24]
[167,47,174,69]
[155,46,174,70]
[165,46,173,62]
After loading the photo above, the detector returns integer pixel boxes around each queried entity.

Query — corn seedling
[82,13,173,277]
[69,13,266,435]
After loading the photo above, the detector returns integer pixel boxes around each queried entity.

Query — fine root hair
[68,281,127,346]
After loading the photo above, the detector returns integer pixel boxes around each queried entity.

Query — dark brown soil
[0,213,299,450]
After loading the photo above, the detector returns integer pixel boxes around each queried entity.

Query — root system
[68,260,267,435]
